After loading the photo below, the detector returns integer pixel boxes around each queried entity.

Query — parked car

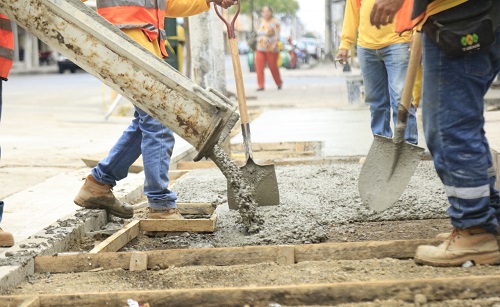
[238,41,250,54]
[298,38,321,60]
[57,54,80,73]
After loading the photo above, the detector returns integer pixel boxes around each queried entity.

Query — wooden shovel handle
[400,32,422,111]
[228,38,250,125]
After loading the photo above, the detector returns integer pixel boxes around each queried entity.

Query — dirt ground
[8,162,500,305]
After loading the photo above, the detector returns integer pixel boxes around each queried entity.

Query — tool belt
[422,0,499,57]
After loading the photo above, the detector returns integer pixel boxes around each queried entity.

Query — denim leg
[136,108,177,210]
[357,46,391,138]
[92,109,143,186]
[383,43,418,144]
[422,31,500,234]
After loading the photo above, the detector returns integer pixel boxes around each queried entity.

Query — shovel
[358,32,425,212]
[214,3,279,209]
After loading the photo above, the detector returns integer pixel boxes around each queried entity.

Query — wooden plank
[0,296,39,307]
[139,214,217,232]
[129,252,148,271]
[168,170,190,181]
[231,141,322,153]
[276,246,295,265]
[34,239,438,274]
[294,239,441,262]
[231,151,317,160]
[176,160,216,170]
[177,203,215,215]
[6,275,500,306]
[88,220,140,254]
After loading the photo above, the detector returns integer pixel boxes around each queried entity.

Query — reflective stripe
[0,18,12,32]
[0,46,14,61]
[488,166,496,178]
[445,184,490,200]
[115,23,152,29]
[97,0,165,10]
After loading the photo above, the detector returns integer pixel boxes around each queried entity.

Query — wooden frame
[35,239,440,273]
[88,203,216,254]
[3,275,500,306]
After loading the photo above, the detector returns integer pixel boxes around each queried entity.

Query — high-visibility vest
[0,14,14,80]
[97,0,169,57]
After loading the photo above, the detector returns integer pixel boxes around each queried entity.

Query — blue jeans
[357,43,418,144]
[422,30,500,234]
[0,201,4,223]
[92,106,177,210]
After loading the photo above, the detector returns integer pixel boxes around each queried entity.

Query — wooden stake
[129,252,148,271]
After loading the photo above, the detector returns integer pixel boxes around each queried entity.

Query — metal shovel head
[358,135,425,212]
[227,157,280,210]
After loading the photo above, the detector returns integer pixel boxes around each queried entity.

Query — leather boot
[148,208,184,220]
[74,175,133,219]
[0,227,14,247]
[415,226,500,266]
[436,227,500,240]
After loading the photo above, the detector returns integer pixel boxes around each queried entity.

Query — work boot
[436,227,500,240]
[415,226,500,266]
[0,228,14,247]
[74,175,134,219]
[148,208,184,220]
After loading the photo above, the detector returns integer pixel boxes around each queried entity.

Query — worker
[74,0,237,221]
[0,13,15,247]
[370,0,500,266]
[336,0,419,145]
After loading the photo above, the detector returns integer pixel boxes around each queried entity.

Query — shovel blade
[227,158,279,210]
[358,135,425,212]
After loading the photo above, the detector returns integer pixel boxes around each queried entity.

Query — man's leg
[414,32,500,266]
[383,42,418,144]
[357,46,391,138]
[74,110,142,218]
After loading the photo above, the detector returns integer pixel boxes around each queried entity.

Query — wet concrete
[172,160,448,248]
[209,145,263,234]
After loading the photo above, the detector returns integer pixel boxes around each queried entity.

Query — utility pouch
[422,0,497,57]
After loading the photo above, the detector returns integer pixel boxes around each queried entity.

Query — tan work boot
[0,227,14,247]
[415,226,500,266]
[436,227,500,240]
[148,208,184,220]
[74,175,134,219]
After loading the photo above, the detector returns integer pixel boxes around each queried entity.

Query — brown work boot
[148,208,184,220]
[436,226,500,240]
[0,227,14,247]
[415,226,500,267]
[74,175,134,219]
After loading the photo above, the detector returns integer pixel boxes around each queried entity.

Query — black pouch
[422,0,496,57]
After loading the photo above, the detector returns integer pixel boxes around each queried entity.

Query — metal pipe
[0,0,239,160]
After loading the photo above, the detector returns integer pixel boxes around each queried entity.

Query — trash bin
[345,75,364,105]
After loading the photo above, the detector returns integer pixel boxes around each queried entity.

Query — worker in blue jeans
[371,0,500,266]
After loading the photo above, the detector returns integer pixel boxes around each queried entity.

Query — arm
[166,0,236,18]
[336,0,360,64]
[370,0,405,29]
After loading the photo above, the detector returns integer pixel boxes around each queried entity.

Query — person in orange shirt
[0,13,14,247]
[74,0,237,221]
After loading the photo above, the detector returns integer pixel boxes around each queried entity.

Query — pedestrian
[255,6,283,91]
[370,0,500,266]
[336,0,418,144]
[0,13,15,247]
[74,0,237,220]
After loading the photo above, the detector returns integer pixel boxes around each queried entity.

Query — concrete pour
[171,161,448,248]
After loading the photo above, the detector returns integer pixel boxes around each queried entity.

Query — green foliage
[238,0,300,16]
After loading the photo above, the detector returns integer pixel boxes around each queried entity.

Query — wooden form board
[88,204,216,254]
[34,239,440,274]
[3,275,500,306]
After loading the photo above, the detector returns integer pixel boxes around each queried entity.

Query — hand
[369,0,405,29]
[207,0,238,9]
[335,49,349,65]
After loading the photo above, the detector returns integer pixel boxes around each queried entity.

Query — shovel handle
[395,31,422,141]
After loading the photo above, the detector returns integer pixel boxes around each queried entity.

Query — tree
[238,0,300,16]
